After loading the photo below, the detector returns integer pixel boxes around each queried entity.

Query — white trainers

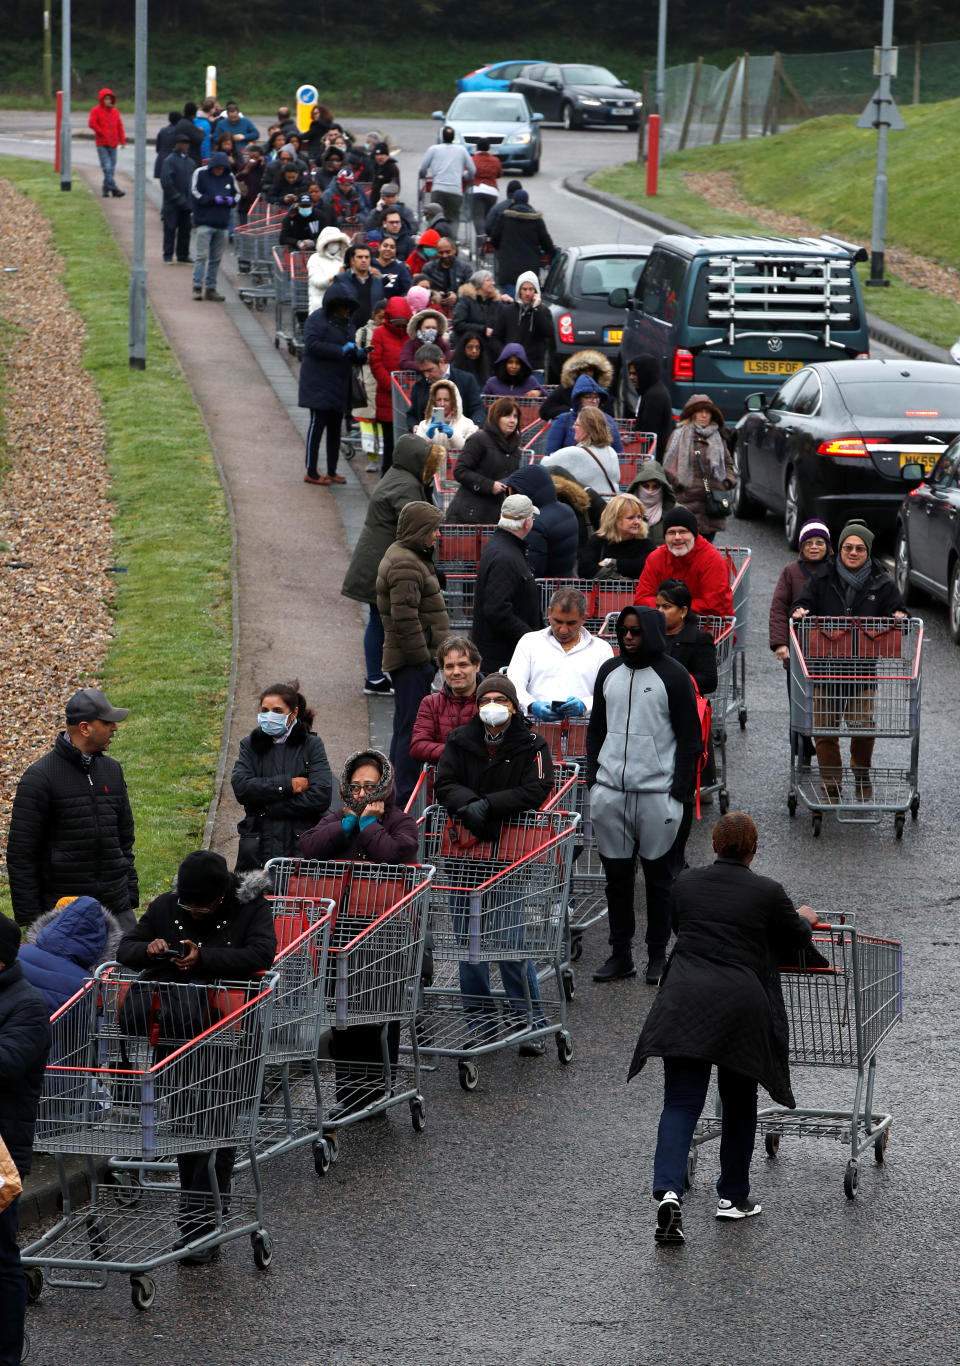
[655,1191,684,1244]
[716,1198,762,1220]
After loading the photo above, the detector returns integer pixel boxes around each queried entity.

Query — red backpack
[692,683,712,818]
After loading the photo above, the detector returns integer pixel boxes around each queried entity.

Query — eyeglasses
[843,544,867,554]
[622,626,644,637]
[348,781,379,794]
[177,895,224,916]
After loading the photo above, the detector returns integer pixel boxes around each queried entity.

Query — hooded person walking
[545,374,624,455]
[88,87,126,197]
[299,279,365,484]
[662,394,735,541]
[628,353,675,461]
[307,227,352,314]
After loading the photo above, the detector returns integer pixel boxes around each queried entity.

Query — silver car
[431,91,544,174]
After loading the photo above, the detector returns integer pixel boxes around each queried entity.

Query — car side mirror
[901,462,925,482]
[532,112,544,122]
[431,111,444,121]
[745,392,766,412]
[607,287,630,309]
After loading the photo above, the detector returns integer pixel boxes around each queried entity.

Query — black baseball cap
[65,688,130,724]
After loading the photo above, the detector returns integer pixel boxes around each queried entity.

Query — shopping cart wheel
[561,968,576,1002]
[894,813,905,840]
[685,1146,698,1187]
[110,1170,142,1208]
[256,297,268,312]
[274,336,280,349]
[556,1031,573,1064]
[24,1266,43,1304]
[738,707,747,730]
[874,1129,889,1163]
[130,1274,156,1311]
[812,813,822,837]
[910,795,920,820]
[764,1134,780,1159]
[458,1061,479,1092]
[313,1138,332,1175]
[326,1129,340,1164]
[718,790,730,815]
[410,1096,427,1132]
[843,1159,860,1199]
[251,1230,273,1269]
[787,793,797,817]
[242,296,253,310]
[569,933,583,963]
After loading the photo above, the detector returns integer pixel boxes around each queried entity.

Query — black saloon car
[510,63,642,130]
[894,435,960,642]
[540,243,651,383]
[732,359,960,546]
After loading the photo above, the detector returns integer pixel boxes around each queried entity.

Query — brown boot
[850,737,875,802]
[815,738,843,803]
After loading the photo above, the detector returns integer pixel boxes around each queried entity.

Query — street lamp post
[59,0,70,189]
[858,0,903,287]
[128,0,148,367]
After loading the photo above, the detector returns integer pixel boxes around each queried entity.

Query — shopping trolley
[693,613,738,812]
[235,218,281,309]
[418,807,578,1090]
[436,524,497,573]
[391,368,420,438]
[264,859,434,1163]
[787,615,922,837]
[22,970,278,1309]
[719,544,751,730]
[273,247,311,357]
[691,914,903,1198]
[614,420,658,484]
[480,392,552,454]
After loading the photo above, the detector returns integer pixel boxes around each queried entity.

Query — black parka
[230,721,334,870]
[6,733,138,928]
[0,961,51,1175]
[792,557,905,618]
[435,713,553,840]
[472,528,543,674]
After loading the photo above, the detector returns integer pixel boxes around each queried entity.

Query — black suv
[611,233,871,422]
[510,63,642,130]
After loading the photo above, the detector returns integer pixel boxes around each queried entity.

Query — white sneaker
[655,1191,684,1244]
[716,1198,761,1220]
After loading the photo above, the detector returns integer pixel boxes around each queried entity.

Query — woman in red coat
[369,296,413,474]
[88,87,126,198]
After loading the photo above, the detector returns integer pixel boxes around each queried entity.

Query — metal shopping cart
[391,368,420,438]
[264,859,434,1162]
[235,217,281,309]
[436,523,497,573]
[273,247,311,357]
[418,807,578,1089]
[614,420,658,484]
[719,544,751,730]
[22,971,278,1309]
[691,914,903,1198]
[787,615,922,837]
[442,572,476,632]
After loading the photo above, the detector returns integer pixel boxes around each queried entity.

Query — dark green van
[614,233,871,422]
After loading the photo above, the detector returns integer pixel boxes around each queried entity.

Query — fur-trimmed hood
[407,307,448,339]
[456,281,501,302]
[338,748,396,813]
[26,896,123,969]
[247,718,310,753]
[551,474,591,513]
[559,348,614,392]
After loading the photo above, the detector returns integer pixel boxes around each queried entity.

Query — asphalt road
[3,117,957,1365]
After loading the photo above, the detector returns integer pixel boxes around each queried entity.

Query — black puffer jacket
[6,733,138,929]
[116,870,277,981]
[506,463,579,577]
[0,960,52,1175]
[230,721,334,871]
[664,617,719,696]
[628,858,816,1108]
[792,557,905,618]
[472,529,543,674]
[446,422,522,525]
[435,713,553,840]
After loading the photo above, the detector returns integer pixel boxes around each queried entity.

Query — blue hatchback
[457,60,546,93]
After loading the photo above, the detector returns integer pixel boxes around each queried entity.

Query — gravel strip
[684,171,960,299]
[0,177,114,870]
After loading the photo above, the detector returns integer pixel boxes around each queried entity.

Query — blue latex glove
[340,811,359,834]
[531,700,560,721]
[341,342,354,355]
[440,422,454,437]
[426,420,443,437]
[559,697,586,718]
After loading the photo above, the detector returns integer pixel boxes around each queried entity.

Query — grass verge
[0,156,231,915]
[590,99,960,350]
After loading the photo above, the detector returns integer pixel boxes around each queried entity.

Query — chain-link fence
[648,39,958,156]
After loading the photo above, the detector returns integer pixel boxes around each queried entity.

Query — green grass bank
[0,157,231,915]
[591,98,960,350]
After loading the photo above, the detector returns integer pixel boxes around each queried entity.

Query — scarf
[636,486,663,526]
[834,557,873,609]
[665,421,726,486]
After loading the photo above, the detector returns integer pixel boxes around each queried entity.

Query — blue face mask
[422,246,438,259]
[298,207,312,217]
[258,711,290,737]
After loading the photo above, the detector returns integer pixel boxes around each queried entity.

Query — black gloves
[459,798,492,836]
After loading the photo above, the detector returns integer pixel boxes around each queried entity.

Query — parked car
[432,92,544,174]
[510,62,641,130]
[732,359,960,547]
[457,60,546,93]
[540,243,651,383]
[895,434,960,640]
[611,233,872,422]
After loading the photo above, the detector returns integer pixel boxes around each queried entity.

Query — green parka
[376,503,450,673]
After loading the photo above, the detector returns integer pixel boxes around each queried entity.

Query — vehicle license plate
[899,449,940,472]
[604,328,623,344]
[743,359,804,375]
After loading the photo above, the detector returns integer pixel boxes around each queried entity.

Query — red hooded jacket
[370,296,414,422]
[405,228,441,276]
[88,88,126,148]
[634,537,734,617]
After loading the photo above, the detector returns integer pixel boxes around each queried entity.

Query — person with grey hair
[418,126,474,225]
[472,493,543,673]
[451,268,502,348]
[507,587,613,720]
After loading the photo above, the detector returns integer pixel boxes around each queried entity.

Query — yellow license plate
[604,328,623,344]
[900,450,939,472]
[744,359,804,375]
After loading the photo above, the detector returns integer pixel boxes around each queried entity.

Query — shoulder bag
[694,447,731,520]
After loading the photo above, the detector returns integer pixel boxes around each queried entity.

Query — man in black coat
[472,495,543,673]
[6,689,138,931]
[404,344,484,432]
[172,102,205,166]
[298,280,365,483]
[153,110,183,178]
[160,132,195,264]
[0,916,51,1365]
[629,352,675,463]
[116,850,277,1263]
[488,190,554,292]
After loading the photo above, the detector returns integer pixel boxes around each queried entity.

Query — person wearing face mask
[306,225,352,314]
[278,191,335,251]
[115,850,277,1262]
[405,227,443,276]
[662,394,734,541]
[627,459,677,547]
[230,681,333,871]
[399,306,452,369]
[634,506,733,618]
[445,396,523,525]
[587,606,702,986]
[435,674,553,1055]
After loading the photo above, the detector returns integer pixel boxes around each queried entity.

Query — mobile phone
[160,942,188,960]
[552,701,567,713]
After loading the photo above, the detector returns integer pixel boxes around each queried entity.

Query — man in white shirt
[507,588,613,720]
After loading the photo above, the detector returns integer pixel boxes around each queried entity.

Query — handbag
[581,446,620,497]
[0,1134,23,1213]
[350,366,367,410]
[694,447,731,520]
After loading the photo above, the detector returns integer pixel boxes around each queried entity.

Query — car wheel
[783,469,808,549]
[527,155,540,175]
[626,122,640,132]
[949,559,960,644]
[731,440,764,520]
[561,102,580,131]
[894,523,920,606]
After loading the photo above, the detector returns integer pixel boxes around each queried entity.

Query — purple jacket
[299,799,418,863]
[769,558,817,650]
[482,342,541,398]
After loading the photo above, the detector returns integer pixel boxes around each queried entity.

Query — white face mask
[479,702,510,728]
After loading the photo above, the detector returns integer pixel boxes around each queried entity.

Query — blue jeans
[364,604,385,681]
[193,225,228,290]
[458,957,544,1028]
[652,1057,758,1204]
[96,144,118,193]
[452,883,545,1028]
[0,1196,25,1366]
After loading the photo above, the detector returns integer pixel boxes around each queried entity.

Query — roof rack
[704,252,855,347]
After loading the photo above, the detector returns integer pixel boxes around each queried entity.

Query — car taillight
[672,348,694,382]
[855,351,870,360]
[817,438,869,457]
[558,313,575,345]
